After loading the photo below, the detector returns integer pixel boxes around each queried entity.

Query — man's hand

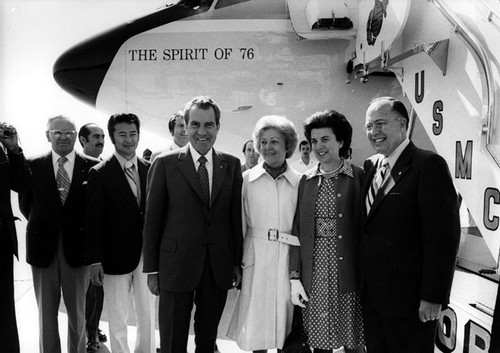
[232,265,242,289]
[147,274,160,296]
[88,264,104,286]
[418,300,442,322]
[0,123,20,151]
[290,279,309,308]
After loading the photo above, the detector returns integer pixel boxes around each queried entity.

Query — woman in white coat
[228,115,300,353]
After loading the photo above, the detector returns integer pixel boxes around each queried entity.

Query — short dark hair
[369,96,409,128]
[242,140,253,153]
[167,111,184,134]
[304,110,352,159]
[184,96,221,126]
[298,140,310,150]
[142,148,152,161]
[78,123,100,147]
[107,113,140,144]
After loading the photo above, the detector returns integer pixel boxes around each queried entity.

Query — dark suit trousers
[85,282,104,339]
[31,240,88,353]
[0,227,20,353]
[362,293,438,353]
[159,257,228,353]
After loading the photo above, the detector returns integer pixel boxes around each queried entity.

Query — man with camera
[0,122,30,353]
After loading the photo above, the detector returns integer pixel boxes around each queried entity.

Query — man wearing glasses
[19,115,99,353]
[360,97,460,353]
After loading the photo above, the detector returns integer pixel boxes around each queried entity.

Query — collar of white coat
[247,161,300,187]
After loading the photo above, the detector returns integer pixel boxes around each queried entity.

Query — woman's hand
[290,279,309,308]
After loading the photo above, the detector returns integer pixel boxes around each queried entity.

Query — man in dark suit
[86,113,155,353]
[78,123,107,352]
[0,122,30,353]
[19,115,99,353]
[360,97,460,352]
[143,96,243,353]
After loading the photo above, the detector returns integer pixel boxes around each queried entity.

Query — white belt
[247,227,300,246]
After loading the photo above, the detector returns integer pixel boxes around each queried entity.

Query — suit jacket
[0,148,30,258]
[360,142,460,318]
[85,155,149,275]
[19,151,99,268]
[142,146,243,292]
[290,161,364,294]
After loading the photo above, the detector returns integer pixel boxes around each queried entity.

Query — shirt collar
[298,158,315,166]
[382,137,410,169]
[170,141,182,150]
[114,152,138,170]
[189,143,213,166]
[248,161,301,187]
[52,149,76,165]
[305,159,354,180]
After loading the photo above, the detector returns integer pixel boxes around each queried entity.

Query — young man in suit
[0,122,30,353]
[19,115,99,353]
[360,97,460,352]
[240,139,259,173]
[143,96,243,353]
[86,113,155,353]
[150,110,189,162]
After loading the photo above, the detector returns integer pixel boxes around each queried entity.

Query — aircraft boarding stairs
[289,0,500,351]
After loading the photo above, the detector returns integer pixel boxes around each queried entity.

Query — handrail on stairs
[431,0,499,167]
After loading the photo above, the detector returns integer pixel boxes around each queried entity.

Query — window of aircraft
[215,0,251,9]
[177,0,215,9]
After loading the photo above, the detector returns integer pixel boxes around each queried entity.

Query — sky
[1,0,170,158]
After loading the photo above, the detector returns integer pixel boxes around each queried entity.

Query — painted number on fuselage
[127,48,256,61]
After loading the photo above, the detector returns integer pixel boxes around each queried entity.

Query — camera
[2,126,13,137]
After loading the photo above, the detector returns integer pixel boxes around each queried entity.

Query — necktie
[366,158,389,213]
[198,156,210,206]
[124,161,139,203]
[57,156,70,205]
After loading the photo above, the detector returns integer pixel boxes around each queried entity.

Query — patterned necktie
[198,156,210,206]
[366,158,389,213]
[56,156,70,205]
[124,160,139,203]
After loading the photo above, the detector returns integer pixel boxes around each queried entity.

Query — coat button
[338,213,343,218]
[337,193,341,197]
[338,235,343,239]
[339,256,344,261]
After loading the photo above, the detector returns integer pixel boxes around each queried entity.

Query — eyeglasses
[363,118,400,132]
[49,130,77,137]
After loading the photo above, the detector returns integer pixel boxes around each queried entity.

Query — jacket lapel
[211,149,226,205]
[109,156,140,209]
[177,147,206,204]
[67,153,86,201]
[368,143,415,217]
[137,158,149,211]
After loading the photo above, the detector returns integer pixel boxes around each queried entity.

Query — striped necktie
[366,158,389,213]
[124,160,139,203]
[198,156,210,206]
[56,156,70,205]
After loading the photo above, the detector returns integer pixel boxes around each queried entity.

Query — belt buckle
[268,229,279,241]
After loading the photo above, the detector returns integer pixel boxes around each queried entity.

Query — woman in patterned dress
[289,110,365,353]
[228,115,300,352]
